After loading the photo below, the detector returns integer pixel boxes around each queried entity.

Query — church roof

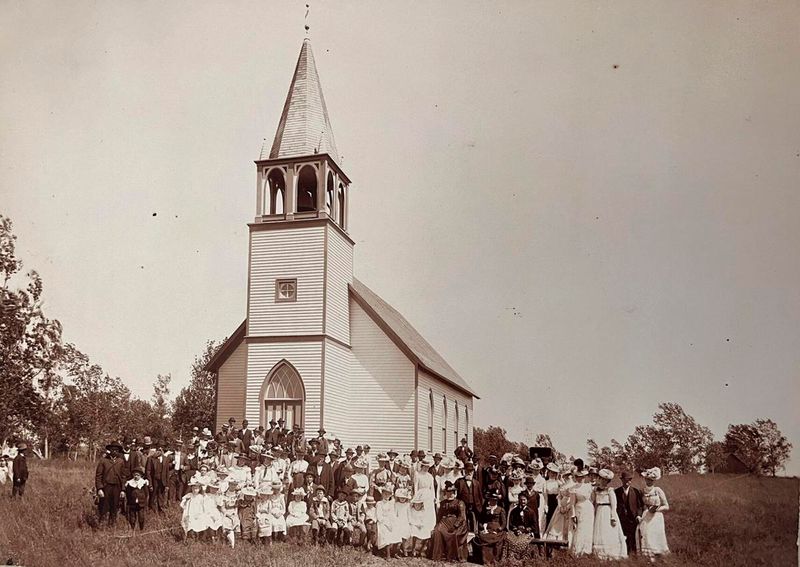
[205,280,478,399]
[350,278,478,399]
[263,38,339,162]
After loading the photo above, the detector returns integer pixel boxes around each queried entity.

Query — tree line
[0,215,217,459]
[474,402,792,476]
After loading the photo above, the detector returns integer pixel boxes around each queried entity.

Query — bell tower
[244,38,354,433]
[253,37,351,227]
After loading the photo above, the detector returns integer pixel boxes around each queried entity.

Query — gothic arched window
[442,396,448,453]
[297,165,318,212]
[267,169,286,215]
[337,183,346,228]
[428,390,434,452]
[326,172,335,216]
[454,401,459,451]
[262,362,305,430]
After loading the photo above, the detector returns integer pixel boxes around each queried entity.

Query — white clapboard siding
[216,340,248,432]
[348,297,415,455]
[417,369,474,455]
[245,341,322,430]
[325,224,353,345]
[248,226,325,336]
[322,338,351,443]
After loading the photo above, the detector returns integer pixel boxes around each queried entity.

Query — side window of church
[275,278,297,302]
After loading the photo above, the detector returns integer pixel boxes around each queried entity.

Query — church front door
[264,400,303,430]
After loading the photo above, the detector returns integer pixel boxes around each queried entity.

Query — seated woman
[473,491,507,564]
[430,481,468,562]
[506,493,540,559]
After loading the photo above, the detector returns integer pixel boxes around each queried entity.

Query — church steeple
[264,38,339,162]
[254,39,350,231]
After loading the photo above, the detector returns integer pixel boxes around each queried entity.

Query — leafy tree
[724,419,792,475]
[172,340,220,434]
[59,344,134,460]
[623,403,712,473]
[473,426,527,462]
[704,440,727,473]
[587,438,630,470]
[0,215,64,443]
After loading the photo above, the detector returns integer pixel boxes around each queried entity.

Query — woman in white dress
[413,456,438,539]
[437,457,459,504]
[637,467,670,559]
[569,469,594,556]
[591,469,627,560]
[544,465,575,542]
[351,457,371,504]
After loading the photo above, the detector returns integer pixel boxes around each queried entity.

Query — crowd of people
[92,417,670,563]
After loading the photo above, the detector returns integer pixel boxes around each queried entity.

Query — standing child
[180,481,207,540]
[408,492,430,557]
[348,488,367,548]
[364,495,378,552]
[255,486,274,545]
[376,484,401,558]
[238,486,258,543]
[269,481,287,542]
[124,466,149,531]
[203,483,223,543]
[0,455,9,487]
[394,488,412,556]
[221,480,241,548]
[309,485,333,544]
[286,487,311,542]
[331,488,353,546]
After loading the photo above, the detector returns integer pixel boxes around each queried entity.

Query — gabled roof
[264,38,339,162]
[350,278,479,399]
[204,281,479,399]
[204,320,246,373]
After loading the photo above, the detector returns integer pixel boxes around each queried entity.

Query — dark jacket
[615,485,645,526]
[12,454,28,484]
[311,460,335,497]
[239,428,253,454]
[95,456,127,489]
[145,454,171,486]
[508,504,540,537]
[454,476,483,512]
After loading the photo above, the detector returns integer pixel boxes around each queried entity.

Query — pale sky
[2,2,798,472]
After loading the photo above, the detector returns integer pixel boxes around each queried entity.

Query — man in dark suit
[95,443,127,526]
[615,470,644,554]
[311,454,335,497]
[11,443,29,498]
[145,446,171,513]
[239,420,253,455]
[454,461,483,532]
[167,440,187,502]
[454,437,474,464]
[265,419,279,446]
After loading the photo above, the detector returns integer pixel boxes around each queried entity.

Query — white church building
[206,39,478,456]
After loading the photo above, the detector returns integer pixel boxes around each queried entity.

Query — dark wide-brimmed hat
[106,442,123,453]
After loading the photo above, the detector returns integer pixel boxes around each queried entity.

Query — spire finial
[304,4,310,36]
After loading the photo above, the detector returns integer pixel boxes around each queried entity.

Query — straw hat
[240,486,257,497]
[420,456,435,468]
[598,469,614,480]
[292,487,306,497]
[642,467,662,480]
[529,458,544,471]
[546,462,560,474]
[394,487,411,501]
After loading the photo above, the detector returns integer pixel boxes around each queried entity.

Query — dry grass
[0,462,796,567]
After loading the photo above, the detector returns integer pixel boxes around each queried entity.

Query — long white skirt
[570,499,594,556]
[592,506,627,560]
[638,510,669,556]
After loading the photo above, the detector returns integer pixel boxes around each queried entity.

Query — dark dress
[474,505,507,564]
[507,505,540,558]
[431,498,468,561]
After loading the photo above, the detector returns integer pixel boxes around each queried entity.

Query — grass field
[0,461,796,567]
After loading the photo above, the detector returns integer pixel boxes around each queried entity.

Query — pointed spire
[265,39,339,162]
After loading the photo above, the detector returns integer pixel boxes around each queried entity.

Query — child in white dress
[255,486,274,544]
[286,487,311,542]
[269,481,287,542]
[376,485,401,558]
[180,481,207,539]
[394,487,412,556]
